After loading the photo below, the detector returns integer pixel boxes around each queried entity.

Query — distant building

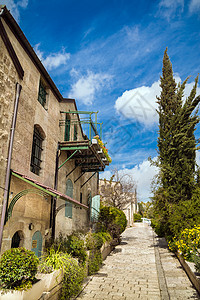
[99,179,137,227]
[0,5,110,255]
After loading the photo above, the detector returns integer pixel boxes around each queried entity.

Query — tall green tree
[153,48,200,236]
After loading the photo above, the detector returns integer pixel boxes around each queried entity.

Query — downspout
[51,146,59,240]
[0,83,22,252]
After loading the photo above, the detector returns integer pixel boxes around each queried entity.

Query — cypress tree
[154,48,200,236]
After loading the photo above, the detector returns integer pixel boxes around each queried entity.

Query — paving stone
[77,225,200,300]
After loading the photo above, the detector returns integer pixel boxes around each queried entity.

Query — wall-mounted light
[29,223,34,230]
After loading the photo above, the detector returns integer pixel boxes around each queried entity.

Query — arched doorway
[31,231,42,257]
[11,230,24,248]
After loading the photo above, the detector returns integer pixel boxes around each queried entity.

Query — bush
[61,259,85,300]
[193,254,200,273]
[39,248,85,300]
[170,225,200,261]
[88,250,102,275]
[134,213,142,222]
[39,248,71,273]
[65,234,87,264]
[97,206,127,239]
[0,247,39,290]
[151,219,166,237]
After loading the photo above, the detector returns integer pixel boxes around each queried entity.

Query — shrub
[193,254,200,273]
[97,206,127,239]
[39,248,85,300]
[66,234,87,264]
[171,225,200,261]
[61,259,85,300]
[99,231,112,243]
[134,213,142,222]
[151,219,166,237]
[88,250,102,275]
[39,248,71,273]
[0,247,39,290]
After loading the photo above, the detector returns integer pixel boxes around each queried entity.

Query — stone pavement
[76,224,200,300]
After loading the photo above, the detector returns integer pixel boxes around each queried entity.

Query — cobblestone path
[77,224,200,300]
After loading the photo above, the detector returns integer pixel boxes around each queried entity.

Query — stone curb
[176,252,200,296]
[152,232,170,300]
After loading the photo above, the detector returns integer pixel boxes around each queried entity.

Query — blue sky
[3,0,200,202]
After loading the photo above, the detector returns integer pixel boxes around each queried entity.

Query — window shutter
[65,179,73,218]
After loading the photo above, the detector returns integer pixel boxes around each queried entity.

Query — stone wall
[0,18,98,253]
[0,32,19,215]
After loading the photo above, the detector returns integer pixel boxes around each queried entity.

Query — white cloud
[158,0,184,20]
[196,151,200,166]
[100,158,159,202]
[4,0,28,22]
[115,81,159,126]
[189,0,200,13]
[68,71,112,105]
[115,77,200,127]
[34,44,70,71]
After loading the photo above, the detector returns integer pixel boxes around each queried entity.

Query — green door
[31,231,42,257]
[65,179,73,218]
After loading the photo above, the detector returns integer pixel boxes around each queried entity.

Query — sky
[3,0,200,202]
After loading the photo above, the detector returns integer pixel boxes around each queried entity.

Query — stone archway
[11,230,24,248]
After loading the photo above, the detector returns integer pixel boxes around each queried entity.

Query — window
[80,192,83,209]
[65,179,73,218]
[64,114,70,141]
[80,192,82,204]
[38,80,47,107]
[74,124,78,141]
[30,126,44,175]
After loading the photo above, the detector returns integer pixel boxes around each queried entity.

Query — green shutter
[74,125,77,141]
[64,115,70,141]
[38,81,47,107]
[65,179,73,218]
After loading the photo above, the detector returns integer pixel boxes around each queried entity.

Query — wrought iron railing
[59,111,103,142]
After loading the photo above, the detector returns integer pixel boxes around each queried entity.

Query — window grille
[38,81,47,107]
[30,127,43,175]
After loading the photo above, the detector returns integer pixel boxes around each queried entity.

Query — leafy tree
[153,48,200,237]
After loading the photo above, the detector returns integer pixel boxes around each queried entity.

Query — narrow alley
[77,224,200,300]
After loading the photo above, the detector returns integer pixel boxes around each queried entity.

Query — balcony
[59,111,111,172]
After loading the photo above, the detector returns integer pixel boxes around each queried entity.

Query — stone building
[99,179,137,227]
[0,5,110,256]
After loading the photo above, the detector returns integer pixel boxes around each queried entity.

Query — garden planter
[176,252,200,294]
[0,279,44,300]
[37,269,63,292]
[0,269,64,300]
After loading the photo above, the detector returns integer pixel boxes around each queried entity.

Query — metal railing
[59,111,103,142]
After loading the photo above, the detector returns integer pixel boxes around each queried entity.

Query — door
[31,231,42,257]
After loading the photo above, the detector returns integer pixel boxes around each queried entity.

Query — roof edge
[1,6,63,102]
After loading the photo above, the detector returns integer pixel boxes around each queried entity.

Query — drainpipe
[51,146,59,240]
[0,83,22,252]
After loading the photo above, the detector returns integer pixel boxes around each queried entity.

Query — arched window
[65,179,73,218]
[30,125,45,175]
